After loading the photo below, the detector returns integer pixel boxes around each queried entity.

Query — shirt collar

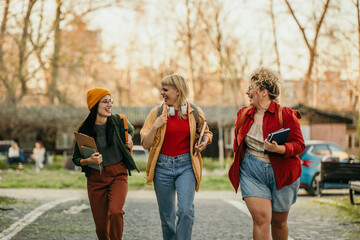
[267,101,276,114]
[246,101,277,117]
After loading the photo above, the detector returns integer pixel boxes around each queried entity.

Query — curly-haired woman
[229,67,305,240]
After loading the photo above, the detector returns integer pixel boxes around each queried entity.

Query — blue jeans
[154,152,196,240]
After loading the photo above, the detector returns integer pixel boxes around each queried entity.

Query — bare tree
[0,0,11,102]
[185,0,196,101]
[269,0,281,75]
[355,0,360,112]
[49,0,62,104]
[284,0,331,104]
[0,0,39,105]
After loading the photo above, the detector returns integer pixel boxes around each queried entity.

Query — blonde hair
[161,74,189,119]
[250,67,280,101]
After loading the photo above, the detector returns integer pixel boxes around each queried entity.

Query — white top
[244,123,269,160]
[8,147,20,158]
[33,147,46,162]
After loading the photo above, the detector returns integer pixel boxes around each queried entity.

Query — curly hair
[250,67,281,101]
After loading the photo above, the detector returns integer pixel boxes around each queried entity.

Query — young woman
[72,87,139,240]
[140,74,213,240]
[8,142,23,170]
[229,67,305,240]
[31,140,45,172]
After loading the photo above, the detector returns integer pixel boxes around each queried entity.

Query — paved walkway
[0,189,359,239]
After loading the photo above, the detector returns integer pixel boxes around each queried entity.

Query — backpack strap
[189,103,199,133]
[156,105,163,118]
[116,114,132,155]
[278,106,283,128]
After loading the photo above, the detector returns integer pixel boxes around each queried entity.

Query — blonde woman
[141,74,213,240]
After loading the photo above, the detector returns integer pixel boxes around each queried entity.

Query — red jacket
[228,101,305,192]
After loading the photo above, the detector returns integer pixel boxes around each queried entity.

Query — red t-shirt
[160,110,190,157]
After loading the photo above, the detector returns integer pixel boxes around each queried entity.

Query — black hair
[78,102,114,148]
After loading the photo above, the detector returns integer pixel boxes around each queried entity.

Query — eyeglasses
[247,85,255,92]
[100,99,114,104]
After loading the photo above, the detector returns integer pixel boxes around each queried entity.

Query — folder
[74,132,102,173]
[80,146,102,172]
[194,121,207,156]
[264,128,290,154]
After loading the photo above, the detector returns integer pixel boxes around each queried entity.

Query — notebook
[264,128,290,154]
[74,132,102,173]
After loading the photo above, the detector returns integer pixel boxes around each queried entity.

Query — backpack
[116,114,133,155]
[157,103,199,133]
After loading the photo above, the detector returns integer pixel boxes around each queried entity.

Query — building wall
[310,123,347,148]
[346,127,360,158]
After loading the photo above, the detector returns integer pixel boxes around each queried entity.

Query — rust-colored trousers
[87,161,128,240]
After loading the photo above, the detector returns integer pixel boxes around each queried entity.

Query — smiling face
[161,85,179,107]
[246,81,260,107]
[97,95,112,118]
[246,81,268,107]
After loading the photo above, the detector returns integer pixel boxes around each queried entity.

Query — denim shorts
[240,151,299,212]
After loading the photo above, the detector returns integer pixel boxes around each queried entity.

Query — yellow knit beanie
[86,88,111,110]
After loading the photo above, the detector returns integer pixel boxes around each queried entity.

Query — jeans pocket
[156,157,167,168]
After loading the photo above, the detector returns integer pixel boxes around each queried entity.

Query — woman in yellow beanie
[72,87,139,240]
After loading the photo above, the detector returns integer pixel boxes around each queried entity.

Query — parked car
[299,140,356,196]
[132,145,149,162]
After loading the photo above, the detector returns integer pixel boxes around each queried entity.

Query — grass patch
[202,157,232,171]
[0,168,87,189]
[0,196,19,205]
[314,197,360,222]
[0,168,231,191]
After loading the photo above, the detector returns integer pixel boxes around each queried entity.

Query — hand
[264,139,286,154]
[153,114,167,129]
[194,141,207,153]
[125,134,133,149]
[89,152,103,164]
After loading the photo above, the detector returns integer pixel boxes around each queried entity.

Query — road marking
[223,199,295,240]
[0,197,78,240]
[223,199,252,217]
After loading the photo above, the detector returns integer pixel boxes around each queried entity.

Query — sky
[81,0,358,82]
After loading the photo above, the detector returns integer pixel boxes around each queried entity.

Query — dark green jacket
[72,114,140,177]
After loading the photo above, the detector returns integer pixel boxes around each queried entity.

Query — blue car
[299,140,355,196]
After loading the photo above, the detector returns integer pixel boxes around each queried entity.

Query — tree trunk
[49,0,62,105]
[185,0,195,102]
[0,0,11,101]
